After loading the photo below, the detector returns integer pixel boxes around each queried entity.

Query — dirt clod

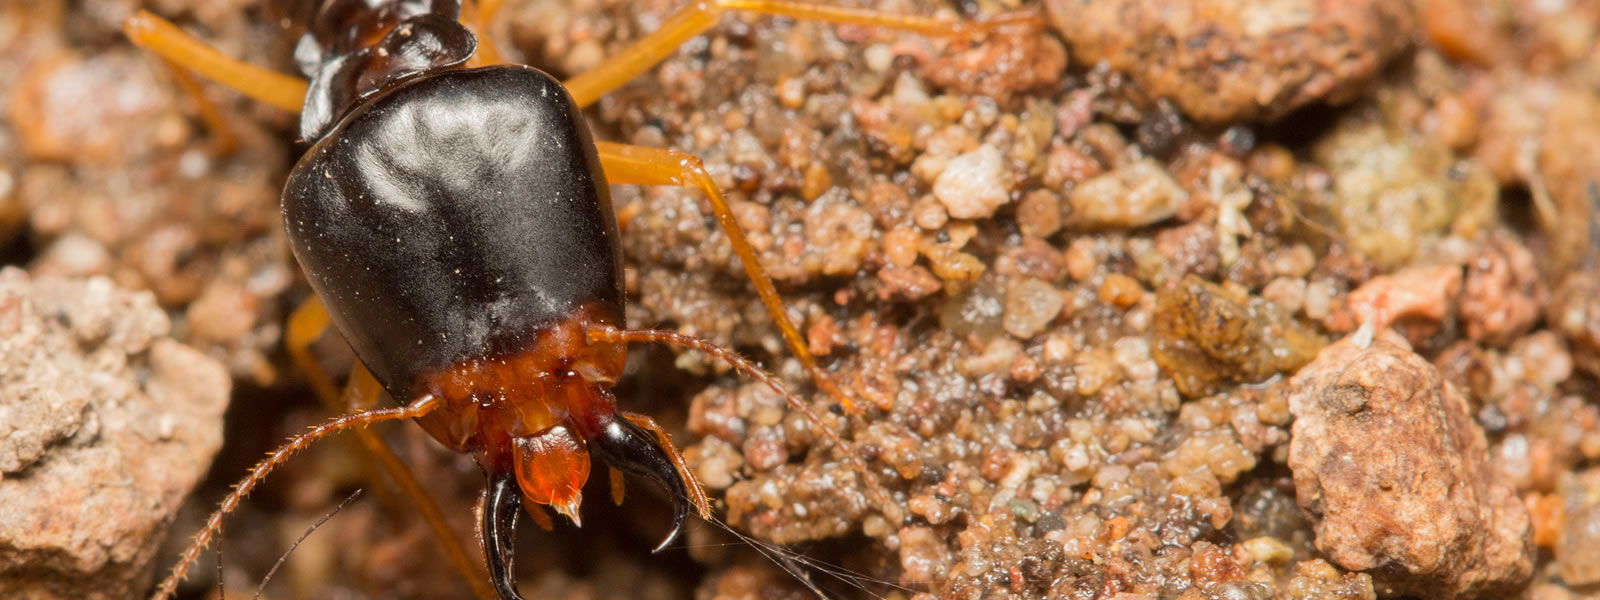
[1044,0,1415,123]
[1064,158,1186,230]
[1153,275,1325,397]
[1287,330,1533,599]
[0,268,229,598]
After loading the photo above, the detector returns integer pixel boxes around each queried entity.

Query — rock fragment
[1281,559,1374,600]
[1003,278,1063,339]
[1459,233,1545,346]
[919,25,1067,106]
[1548,272,1600,377]
[1534,90,1600,281]
[1043,0,1415,123]
[933,145,1011,219]
[1311,114,1491,269]
[1151,275,1325,397]
[1557,504,1600,586]
[1287,331,1533,598]
[1064,159,1186,230]
[0,269,229,598]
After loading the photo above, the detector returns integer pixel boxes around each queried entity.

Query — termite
[124,1,1037,597]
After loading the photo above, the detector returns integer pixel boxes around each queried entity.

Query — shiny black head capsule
[282,65,624,404]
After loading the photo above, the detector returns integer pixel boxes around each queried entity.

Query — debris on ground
[1043,0,1416,123]
[1286,330,1532,598]
[0,269,229,598]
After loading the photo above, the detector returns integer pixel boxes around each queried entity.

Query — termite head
[481,371,707,599]
[426,315,707,599]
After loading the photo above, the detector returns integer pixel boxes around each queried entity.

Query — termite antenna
[252,488,366,600]
[656,494,914,600]
[586,327,894,513]
[149,396,440,600]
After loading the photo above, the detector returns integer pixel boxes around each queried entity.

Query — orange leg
[162,60,237,154]
[477,0,507,22]
[123,10,307,112]
[284,299,341,406]
[150,395,440,600]
[122,7,510,108]
[595,141,861,414]
[564,0,1042,108]
[461,0,507,67]
[286,299,497,600]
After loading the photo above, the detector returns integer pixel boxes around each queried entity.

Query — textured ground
[2,0,1599,598]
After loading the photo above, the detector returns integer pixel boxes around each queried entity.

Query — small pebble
[1003,278,1064,339]
[864,43,893,72]
[1098,274,1144,309]
[934,145,1010,219]
[1065,159,1186,229]
[1559,505,1600,585]
[1016,189,1062,238]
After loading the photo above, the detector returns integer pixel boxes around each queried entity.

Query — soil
[2,0,1598,599]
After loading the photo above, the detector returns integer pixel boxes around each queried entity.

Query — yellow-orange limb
[149,395,439,600]
[477,0,507,22]
[594,141,860,414]
[162,60,237,154]
[564,0,1043,108]
[460,0,507,67]
[285,299,341,407]
[125,8,509,105]
[590,326,888,510]
[287,299,497,600]
[123,10,307,112]
[621,412,713,520]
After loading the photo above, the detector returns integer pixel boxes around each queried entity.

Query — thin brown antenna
[588,326,893,511]
[150,395,440,600]
[252,488,366,600]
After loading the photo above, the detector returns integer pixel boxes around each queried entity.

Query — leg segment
[564,0,1042,107]
[285,298,341,406]
[286,298,497,600]
[595,142,860,414]
[150,395,440,600]
[461,0,508,67]
[162,60,237,154]
[123,10,307,112]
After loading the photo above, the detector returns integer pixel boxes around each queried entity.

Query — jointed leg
[595,142,859,413]
[564,0,1042,107]
[287,299,497,600]
[123,10,307,112]
[461,0,508,67]
[162,60,237,154]
[125,8,506,106]
[150,395,440,600]
[286,299,341,407]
